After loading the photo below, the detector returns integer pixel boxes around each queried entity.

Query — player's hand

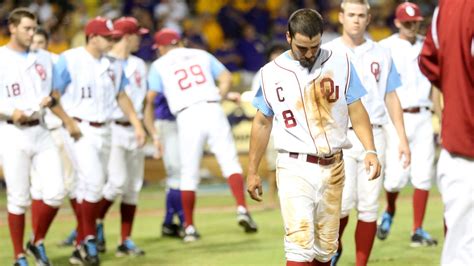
[12,109,29,123]
[134,126,146,148]
[39,96,53,108]
[64,118,82,141]
[225,92,241,104]
[246,173,263,202]
[152,138,163,159]
[398,140,411,169]
[364,153,381,180]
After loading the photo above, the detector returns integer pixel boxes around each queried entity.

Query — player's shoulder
[60,46,85,59]
[378,34,399,47]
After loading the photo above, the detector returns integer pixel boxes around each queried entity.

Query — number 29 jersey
[148,47,225,115]
[253,49,367,156]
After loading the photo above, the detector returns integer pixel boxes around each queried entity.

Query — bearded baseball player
[0,8,79,266]
[247,8,381,266]
[146,28,257,243]
[53,17,146,265]
[326,1,411,265]
[377,2,438,247]
[91,17,156,257]
[419,0,474,264]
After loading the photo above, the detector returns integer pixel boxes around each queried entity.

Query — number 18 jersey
[148,47,226,115]
[253,49,366,156]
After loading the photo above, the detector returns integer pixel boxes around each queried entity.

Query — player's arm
[209,52,235,100]
[419,21,441,88]
[117,91,146,147]
[50,54,81,140]
[346,62,381,180]
[143,90,163,159]
[247,110,273,202]
[384,61,410,168]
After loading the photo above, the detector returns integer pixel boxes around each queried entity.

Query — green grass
[0,184,443,266]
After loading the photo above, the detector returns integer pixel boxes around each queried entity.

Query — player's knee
[358,211,377,222]
[7,202,29,215]
[122,193,139,205]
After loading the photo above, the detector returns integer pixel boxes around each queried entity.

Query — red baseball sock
[33,201,59,244]
[337,216,349,253]
[120,203,136,242]
[311,260,331,266]
[98,198,114,220]
[287,261,311,266]
[385,191,399,216]
[413,189,429,231]
[355,220,376,266]
[82,200,99,238]
[8,213,25,259]
[227,173,247,208]
[70,198,79,217]
[181,191,196,227]
[31,199,42,234]
[75,202,84,245]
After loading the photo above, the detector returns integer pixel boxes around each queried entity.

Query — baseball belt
[402,106,431,113]
[73,117,106,128]
[288,151,342,166]
[348,124,382,130]
[114,120,132,127]
[7,119,40,127]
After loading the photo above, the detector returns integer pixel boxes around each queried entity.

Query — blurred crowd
[0,0,437,89]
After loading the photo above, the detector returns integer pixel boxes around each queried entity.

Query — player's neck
[341,32,366,48]
[85,44,102,59]
[109,47,129,59]
[7,39,28,53]
[398,33,416,45]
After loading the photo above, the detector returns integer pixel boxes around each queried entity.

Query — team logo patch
[35,64,46,80]
[370,62,381,82]
[405,6,415,16]
[106,19,114,31]
[108,69,116,85]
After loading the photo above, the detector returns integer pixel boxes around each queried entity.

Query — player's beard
[299,57,316,70]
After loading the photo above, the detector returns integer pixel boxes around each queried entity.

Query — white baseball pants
[437,149,474,266]
[155,119,181,190]
[277,152,344,263]
[341,127,386,222]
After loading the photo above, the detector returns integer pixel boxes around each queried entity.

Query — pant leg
[155,120,181,189]
[122,148,145,205]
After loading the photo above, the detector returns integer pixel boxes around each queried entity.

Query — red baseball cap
[396,2,423,22]
[114,17,149,35]
[153,28,181,48]
[85,17,122,37]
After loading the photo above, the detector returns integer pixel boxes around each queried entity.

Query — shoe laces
[381,212,393,228]
[96,223,104,241]
[123,239,137,250]
[16,257,28,266]
[37,243,49,262]
[85,240,98,256]
[185,225,196,235]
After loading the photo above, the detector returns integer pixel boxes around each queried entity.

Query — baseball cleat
[183,225,200,243]
[69,248,85,265]
[115,239,145,257]
[14,255,28,266]
[26,242,51,266]
[83,238,100,266]
[161,223,181,238]
[58,229,77,247]
[96,223,106,253]
[237,212,258,233]
[330,249,342,266]
[377,212,393,240]
[410,228,438,247]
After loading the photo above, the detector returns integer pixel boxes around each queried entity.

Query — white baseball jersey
[110,55,147,121]
[253,49,367,156]
[325,38,401,125]
[379,34,432,108]
[0,47,53,120]
[148,47,223,114]
[53,47,125,122]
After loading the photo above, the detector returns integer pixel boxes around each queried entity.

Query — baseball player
[326,1,410,265]
[377,2,438,247]
[150,94,186,238]
[91,17,155,257]
[419,0,474,264]
[146,28,258,243]
[53,17,146,265]
[247,8,381,266]
[0,8,79,266]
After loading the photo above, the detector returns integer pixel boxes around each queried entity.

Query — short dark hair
[8,8,36,27]
[35,27,50,42]
[266,41,288,60]
[288,8,324,39]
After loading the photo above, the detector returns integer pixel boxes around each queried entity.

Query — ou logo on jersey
[370,62,381,82]
[134,71,142,88]
[35,64,46,80]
